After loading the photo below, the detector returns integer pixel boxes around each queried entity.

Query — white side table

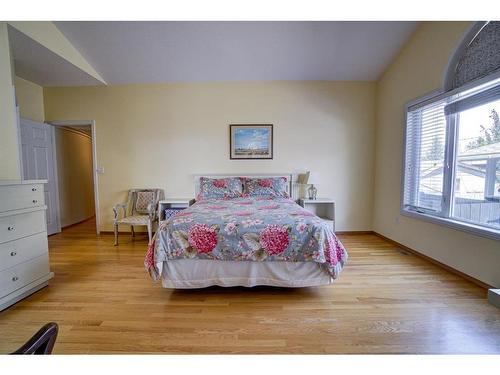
[298,198,335,232]
[158,198,193,224]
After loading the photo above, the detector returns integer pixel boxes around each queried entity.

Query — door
[20,118,60,235]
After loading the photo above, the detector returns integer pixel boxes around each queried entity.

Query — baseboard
[103,230,375,235]
[373,231,492,290]
[336,230,374,235]
[99,230,148,235]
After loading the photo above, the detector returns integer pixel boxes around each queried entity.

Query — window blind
[403,97,448,213]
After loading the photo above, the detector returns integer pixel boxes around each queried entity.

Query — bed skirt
[159,259,334,288]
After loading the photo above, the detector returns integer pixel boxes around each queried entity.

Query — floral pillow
[243,177,289,198]
[198,177,243,200]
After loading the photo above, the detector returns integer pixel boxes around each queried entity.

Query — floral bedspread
[145,197,348,280]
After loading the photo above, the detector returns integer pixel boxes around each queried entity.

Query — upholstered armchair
[113,188,165,246]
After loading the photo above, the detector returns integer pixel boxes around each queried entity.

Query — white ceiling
[54,21,418,85]
[12,21,419,87]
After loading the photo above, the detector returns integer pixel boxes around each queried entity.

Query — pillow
[243,177,289,198]
[136,191,155,213]
[198,177,243,200]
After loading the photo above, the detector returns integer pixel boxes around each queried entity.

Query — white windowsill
[401,209,500,242]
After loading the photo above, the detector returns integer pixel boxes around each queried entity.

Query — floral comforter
[145,197,348,280]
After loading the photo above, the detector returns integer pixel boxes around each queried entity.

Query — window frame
[401,71,500,242]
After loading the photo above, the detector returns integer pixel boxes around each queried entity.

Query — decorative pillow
[136,191,155,212]
[164,208,182,220]
[243,177,289,198]
[198,177,243,200]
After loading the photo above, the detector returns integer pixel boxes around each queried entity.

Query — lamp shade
[305,171,319,184]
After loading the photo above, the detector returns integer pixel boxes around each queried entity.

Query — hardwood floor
[1,218,499,354]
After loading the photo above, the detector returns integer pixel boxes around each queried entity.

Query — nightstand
[158,198,193,224]
[298,198,335,232]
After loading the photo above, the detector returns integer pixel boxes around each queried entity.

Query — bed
[144,174,348,288]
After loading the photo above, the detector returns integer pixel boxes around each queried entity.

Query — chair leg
[131,226,135,238]
[147,222,152,244]
[114,223,118,246]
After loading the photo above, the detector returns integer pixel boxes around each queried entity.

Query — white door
[20,118,60,235]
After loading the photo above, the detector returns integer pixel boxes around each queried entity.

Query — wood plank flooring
[0,218,499,354]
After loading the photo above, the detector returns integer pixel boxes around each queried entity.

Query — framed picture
[229,124,273,159]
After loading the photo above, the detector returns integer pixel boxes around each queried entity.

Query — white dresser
[0,180,54,311]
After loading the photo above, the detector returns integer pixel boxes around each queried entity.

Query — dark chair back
[11,322,59,354]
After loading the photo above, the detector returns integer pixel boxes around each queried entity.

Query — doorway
[53,124,95,231]
[49,120,100,235]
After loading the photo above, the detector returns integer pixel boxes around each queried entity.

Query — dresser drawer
[0,184,44,212]
[0,232,48,272]
[0,254,50,298]
[0,210,46,244]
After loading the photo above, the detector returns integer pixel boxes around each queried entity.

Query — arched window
[402,21,500,240]
[444,21,500,91]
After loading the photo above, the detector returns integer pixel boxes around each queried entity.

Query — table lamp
[305,171,318,200]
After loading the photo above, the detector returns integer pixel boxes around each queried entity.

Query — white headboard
[193,173,296,199]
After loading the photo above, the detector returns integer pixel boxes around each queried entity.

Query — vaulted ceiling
[10,21,419,86]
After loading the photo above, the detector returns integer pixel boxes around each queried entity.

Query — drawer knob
[7,226,14,231]
[33,199,38,204]
[10,251,17,256]
[32,187,37,191]
[12,276,18,282]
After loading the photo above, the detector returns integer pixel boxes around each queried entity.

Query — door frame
[47,120,100,235]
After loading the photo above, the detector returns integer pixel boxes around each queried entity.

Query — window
[402,75,500,240]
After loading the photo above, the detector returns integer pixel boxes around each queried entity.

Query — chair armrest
[113,203,127,221]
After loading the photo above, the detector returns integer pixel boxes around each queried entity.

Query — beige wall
[14,76,45,122]
[374,21,500,287]
[0,23,21,180]
[55,127,95,227]
[44,81,376,232]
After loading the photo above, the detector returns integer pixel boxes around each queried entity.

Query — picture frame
[229,124,273,160]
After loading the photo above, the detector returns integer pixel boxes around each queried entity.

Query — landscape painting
[230,124,273,159]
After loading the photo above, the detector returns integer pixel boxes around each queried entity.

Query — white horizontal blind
[404,98,448,213]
